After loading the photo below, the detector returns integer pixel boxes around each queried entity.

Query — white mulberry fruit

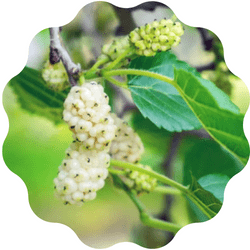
[110,114,157,193]
[54,143,110,205]
[63,82,117,151]
[110,113,144,163]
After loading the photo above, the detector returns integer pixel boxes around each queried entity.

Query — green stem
[103,48,134,71]
[110,159,187,193]
[104,76,129,89]
[186,192,216,219]
[102,69,175,86]
[153,186,182,196]
[104,70,217,219]
[140,212,181,233]
[112,174,181,233]
[110,159,214,219]
[108,168,127,176]
[85,56,110,78]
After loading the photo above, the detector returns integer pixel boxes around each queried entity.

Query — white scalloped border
[1,1,249,250]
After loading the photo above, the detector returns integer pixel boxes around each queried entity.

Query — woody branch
[49,27,81,86]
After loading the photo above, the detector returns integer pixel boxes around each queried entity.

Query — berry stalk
[103,47,135,71]
[103,76,129,89]
[110,159,188,193]
[153,186,182,196]
[84,56,110,79]
[112,174,182,233]
[110,159,215,219]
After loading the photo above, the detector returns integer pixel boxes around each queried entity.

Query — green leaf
[189,174,222,218]
[174,69,249,165]
[128,52,202,132]
[126,51,248,164]
[128,51,241,132]
[186,173,228,222]
[198,174,230,203]
[182,139,244,186]
[8,66,68,124]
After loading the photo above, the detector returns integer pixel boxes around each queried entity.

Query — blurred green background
[2,1,249,248]
[3,84,172,248]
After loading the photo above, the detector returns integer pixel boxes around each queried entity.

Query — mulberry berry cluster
[63,82,117,151]
[129,19,184,56]
[102,37,130,61]
[124,165,158,194]
[54,142,110,206]
[54,81,117,205]
[100,36,133,68]
[110,114,157,194]
[42,60,70,91]
[110,113,144,164]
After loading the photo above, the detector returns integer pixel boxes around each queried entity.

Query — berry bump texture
[110,113,144,164]
[124,165,158,194]
[101,36,130,61]
[63,82,117,151]
[100,36,133,68]
[129,19,184,56]
[54,142,110,206]
[110,114,157,193]
[55,81,116,205]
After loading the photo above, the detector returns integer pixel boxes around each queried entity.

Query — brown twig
[49,27,81,86]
